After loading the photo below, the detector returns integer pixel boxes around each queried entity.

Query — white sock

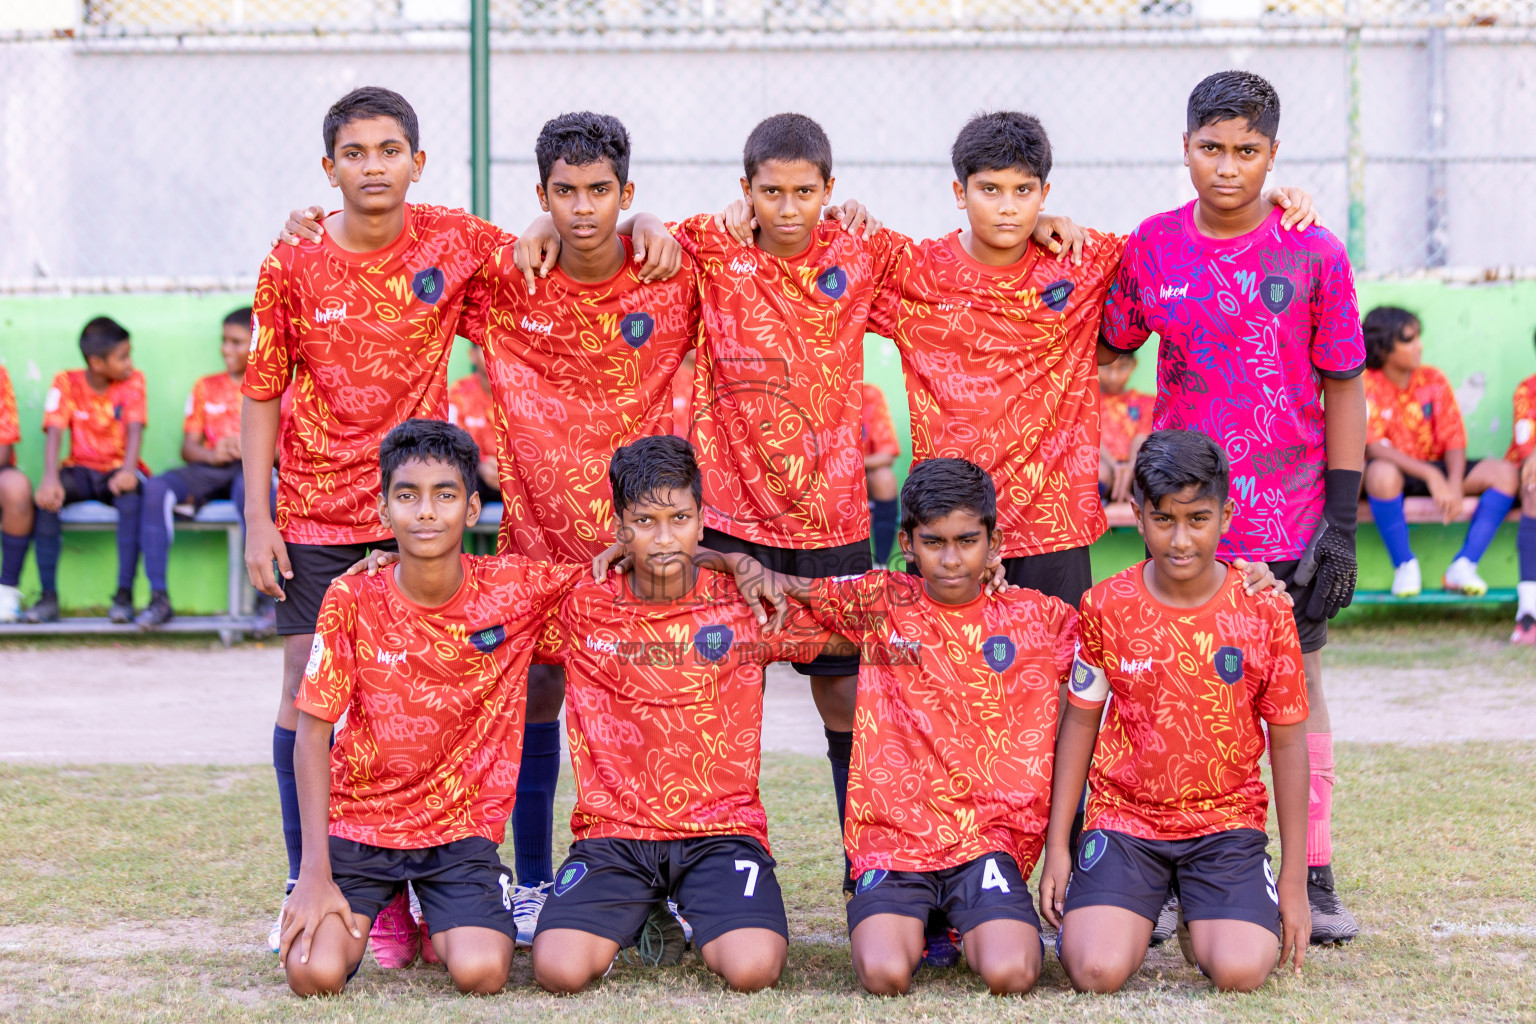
[1518,580,1536,620]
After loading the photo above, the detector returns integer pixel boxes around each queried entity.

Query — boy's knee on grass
[532,929,618,995]
[439,928,513,995]
[853,951,916,997]
[1189,920,1280,993]
[963,922,1042,996]
[700,929,787,992]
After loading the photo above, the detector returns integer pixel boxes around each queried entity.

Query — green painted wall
[0,280,1529,610]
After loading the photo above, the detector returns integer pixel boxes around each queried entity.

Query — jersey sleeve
[244,250,298,402]
[41,372,74,433]
[744,601,838,665]
[121,373,148,425]
[865,227,914,324]
[1256,595,1309,726]
[1432,369,1468,453]
[1099,230,1152,354]
[862,385,901,458]
[0,368,19,446]
[1508,377,1536,463]
[1065,590,1110,709]
[1310,238,1367,380]
[294,584,359,724]
[533,600,572,666]
[458,234,516,346]
[804,571,894,646]
[672,213,722,262]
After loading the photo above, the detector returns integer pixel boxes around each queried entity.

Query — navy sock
[513,721,561,887]
[0,532,28,588]
[1368,495,1415,566]
[139,473,187,592]
[33,510,61,594]
[870,498,899,567]
[272,725,302,890]
[825,727,853,890]
[1520,515,1536,583]
[1456,489,1516,564]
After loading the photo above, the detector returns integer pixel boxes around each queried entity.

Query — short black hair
[223,306,252,329]
[609,435,702,517]
[79,316,129,360]
[951,110,1053,186]
[324,87,420,161]
[900,458,997,536]
[1187,71,1281,142]
[1132,429,1231,510]
[536,111,631,187]
[378,418,480,496]
[1362,306,1421,370]
[743,113,832,183]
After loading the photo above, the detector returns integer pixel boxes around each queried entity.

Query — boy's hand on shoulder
[730,557,789,634]
[591,542,631,581]
[980,551,1012,596]
[823,200,881,240]
[1038,846,1071,928]
[512,215,561,295]
[716,199,757,246]
[276,206,326,247]
[1266,187,1319,232]
[108,468,138,496]
[35,477,64,513]
[338,548,399,580]
[1278,869,1310,976]
[1033,213,1086,265]
[1232,558,1291,606]
[629,213,683,283]
[279,870,361,968]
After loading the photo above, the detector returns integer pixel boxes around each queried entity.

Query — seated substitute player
[1097,350,1153,504]
[446,343,501,508]
[1361,305,1519,598]
[763,457,1078,996]
[531,435,833,994]
[27,316,148,625]
[0,362,33,623]
[281,418,588,997]
[861,382,901,566]
[1041,430,1311,993]
[1509,334,1536,644]
[137,306,253,628]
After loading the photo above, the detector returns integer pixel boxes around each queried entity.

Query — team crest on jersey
[816,265,848,299]
[1260,274,1295,315]
[982,634,1016,672]
[1069,656,1095,693]
[1079,830,1109,871]
[695,624,734,662]
[412,266,446,305]
[619,311,655,348]
[1128,405,1142,421]
[1421,401,1434,421]
[1214,645,1244,684]
[553,862,587,896]
[112,403,125,421]
[470,624,506,654]
[1041,279,1075,312]
[856,869,888,893]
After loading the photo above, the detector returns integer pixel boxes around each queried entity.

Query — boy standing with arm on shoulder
[1041,430,1311,993]
[1100,71,1368,943]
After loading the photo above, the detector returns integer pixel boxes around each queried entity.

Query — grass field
[4,741,1535,1023]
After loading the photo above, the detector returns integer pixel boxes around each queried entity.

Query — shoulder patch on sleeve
[1068,648,1109,703]
[304,635,325,677]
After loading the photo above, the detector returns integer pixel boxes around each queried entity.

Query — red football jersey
[868,231,1124,559]
[1070,563,1309,841]
[1508,373,1536,464]
[1100,388,1155,464]
[808,571,1078,877]
[447,372,497,464]
[536,569,832,850]
[463,238,700,562]
[0,364,18,447]
[42,369,149,474]
[861,383,900,459]
[244,204,508,545]
[675,215,905,549]
[296,554,585,849]
[1365,365,1466,463]
[183,372,243,448]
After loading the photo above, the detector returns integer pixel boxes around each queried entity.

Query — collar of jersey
[319,204,416,264]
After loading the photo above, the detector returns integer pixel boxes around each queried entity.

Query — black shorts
[57,465,139,503]
[537,835,788,950]
[1063,828,1281,939]
[906,545,1093,609]
[701,527,869,676]
[846,852,1041,936]
[1372,457,1482,498]
[275,538,398,636]
[328,835,518,939]
[163,462,242,506]
[1268,558,1328,654]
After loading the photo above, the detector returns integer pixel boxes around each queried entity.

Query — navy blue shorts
[846,852,1041,936]
[328,835,517,939]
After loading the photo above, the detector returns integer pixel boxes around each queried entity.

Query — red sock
[1306,732,1335,867]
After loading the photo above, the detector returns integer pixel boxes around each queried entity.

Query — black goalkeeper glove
[1293,469,1363,620]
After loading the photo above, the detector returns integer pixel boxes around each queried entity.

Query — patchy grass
[1326,607,1536,673]
[2,746,1534,1023]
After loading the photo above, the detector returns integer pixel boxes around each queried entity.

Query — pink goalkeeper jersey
[1100,202,1365,561]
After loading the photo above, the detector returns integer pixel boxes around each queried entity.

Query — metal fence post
[470,0,491,220]
[1345,0,1366,269]
[1426,0,1448,267]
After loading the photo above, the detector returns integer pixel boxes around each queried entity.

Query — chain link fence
[2,1,1532,290]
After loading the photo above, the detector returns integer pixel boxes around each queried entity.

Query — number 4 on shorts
[735,859,759,897]
[980,857,1011,894]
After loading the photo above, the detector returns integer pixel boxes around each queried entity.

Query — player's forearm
[294,711,335,877]
[182,433,216,466]
[1268,722,1310,883]
[1044,704,1100,855]
[1443,448,1467,487]
[241,397,280,523]
[1322,374,1366,472]
[1096,337,1126,366]
[864,452,896,470]
[121,423,144,471]
[0,443,11,469]
[41,428,63,480]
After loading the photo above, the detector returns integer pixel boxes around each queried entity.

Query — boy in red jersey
[0,362,33,623]
[136,307,254,628]
[1360,305,1519,599]
[1100,71,1367,943]
[1097,351,1154,503]
[1509,330,1536,643]
[27,316,148,625]
[861,382,901,566]
[282,419,585,997]
[446,344,500,506]
[532,435,832,994]
[1041,430,1311,993]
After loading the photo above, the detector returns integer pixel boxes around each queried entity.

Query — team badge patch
[112,403,125,421]
[1421,401,1435,421]
[694,624,734,662]
[1214,645,1244,684]
[1078,830,1109,872]
[856,869,888,893]
[470,624,506,654]
[816,265,847,299]
[304,635,325,677]
[412,266,446,305]
[982,634,1017,673]
[1069,656,1095,693]
[553,862,587,897]
[1128,405,1142,421]
[1260,274,1295,315]
[619,311,655,348]
[1041,278,1075,312]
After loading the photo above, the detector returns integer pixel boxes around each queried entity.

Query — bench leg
[225,524,245,645]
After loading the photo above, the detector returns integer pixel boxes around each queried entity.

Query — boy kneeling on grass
[1041,429,1311,993]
